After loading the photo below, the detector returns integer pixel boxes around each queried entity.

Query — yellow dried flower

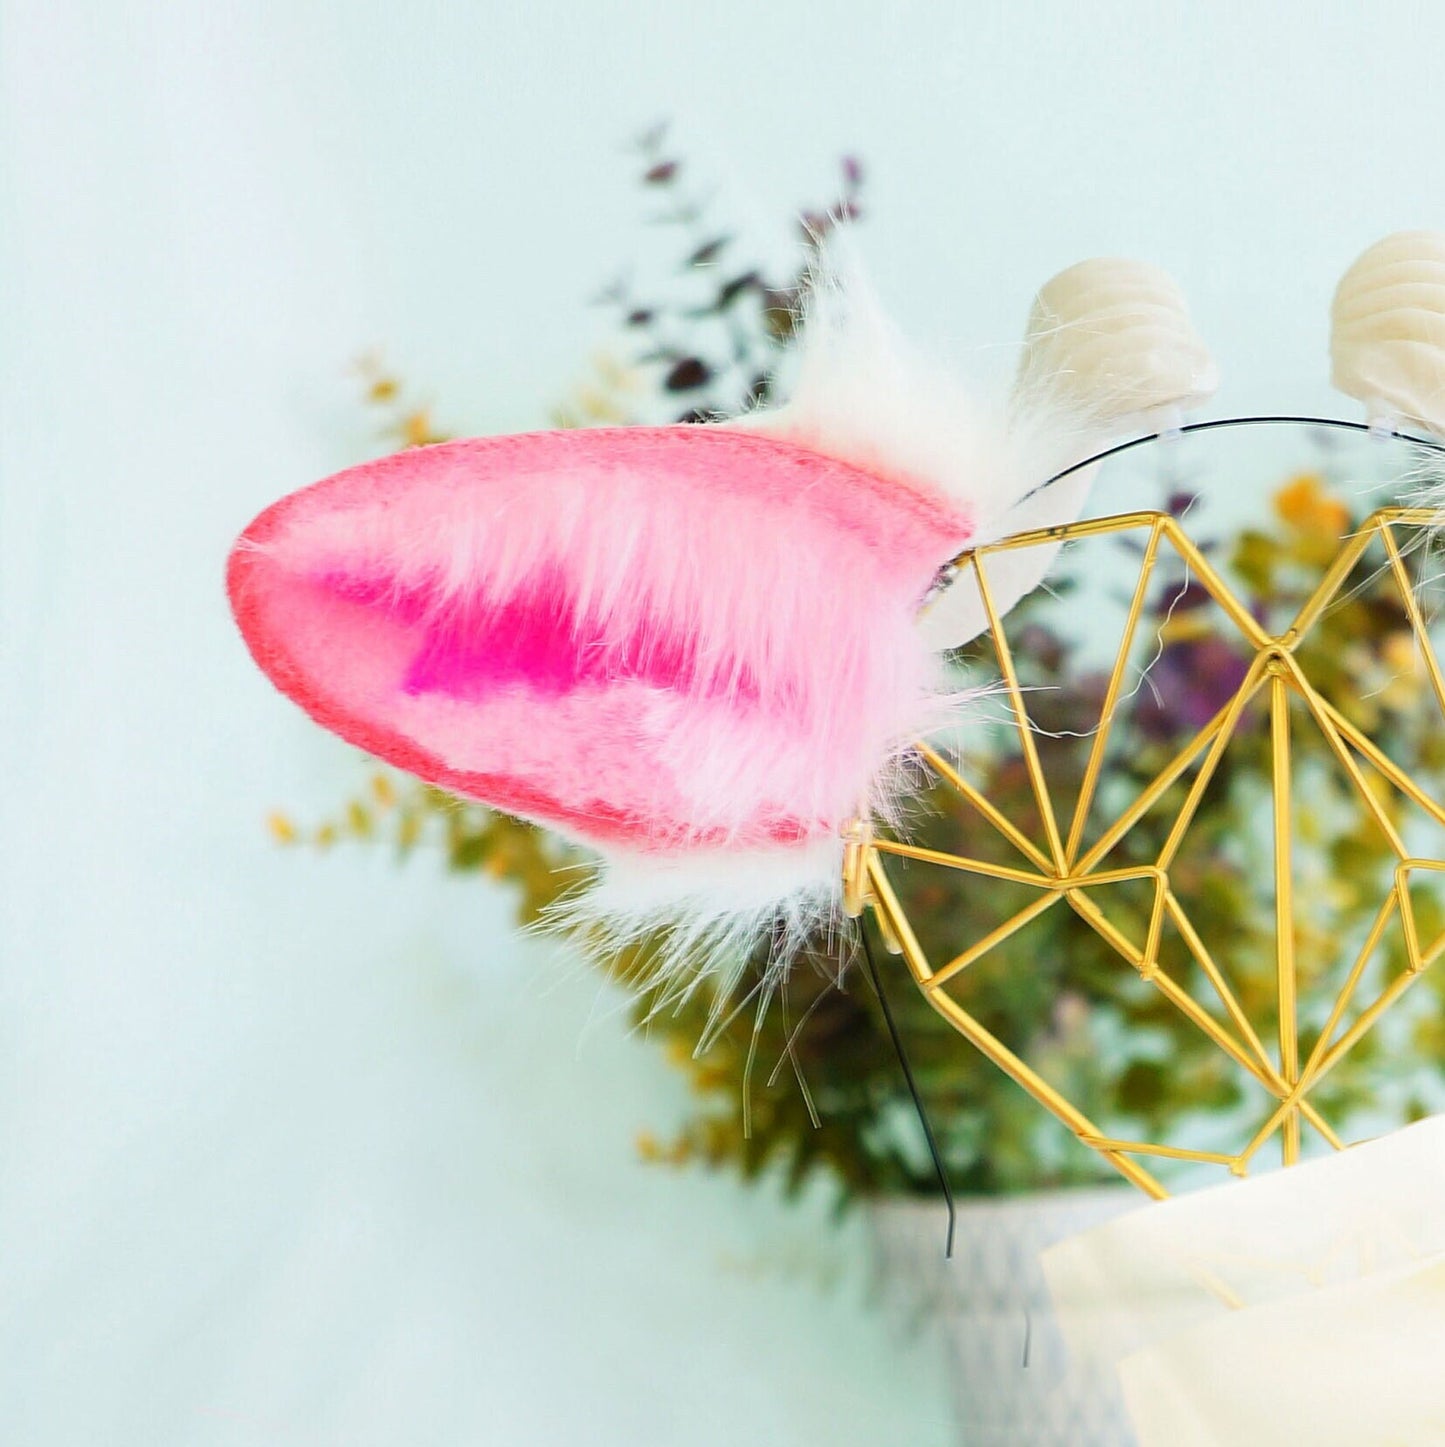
[575,385,626,423]
[401,409,439,448]
[266,811,299,845]
[1383,632,1420,671]
[1158,611,1216,644]
[691,1060,734,1092]
[370,773,397,808]
[1274,473,1351,538]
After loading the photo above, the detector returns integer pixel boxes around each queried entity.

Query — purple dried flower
[1136,635,1252,741]
[663,357,712,392]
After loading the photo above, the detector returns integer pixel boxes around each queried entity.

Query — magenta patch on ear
[395,567,731,702]
[227,426,973,852]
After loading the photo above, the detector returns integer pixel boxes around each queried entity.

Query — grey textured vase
[869,1189,1140,1447]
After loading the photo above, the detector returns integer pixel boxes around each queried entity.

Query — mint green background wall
[3,2,1439,1441]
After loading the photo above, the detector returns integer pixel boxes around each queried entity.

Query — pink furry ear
[229,425,973,861]
[228,248,1141,984]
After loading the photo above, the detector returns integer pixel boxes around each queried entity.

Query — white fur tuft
[542,837,844,1036]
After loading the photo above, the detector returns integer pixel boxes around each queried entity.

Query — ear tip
[1338,229,1445,270]
[1033,255,1187,301]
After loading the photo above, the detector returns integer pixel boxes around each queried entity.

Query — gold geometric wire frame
[843,506,1445,1201]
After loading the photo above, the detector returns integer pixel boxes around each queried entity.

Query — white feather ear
[1331,230,1445,436]
[919,258,1217,651]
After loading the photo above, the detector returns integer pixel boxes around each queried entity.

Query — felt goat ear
[1016,257,1218,424]
[227,251,1202,986]
[1332,230,1445,437]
